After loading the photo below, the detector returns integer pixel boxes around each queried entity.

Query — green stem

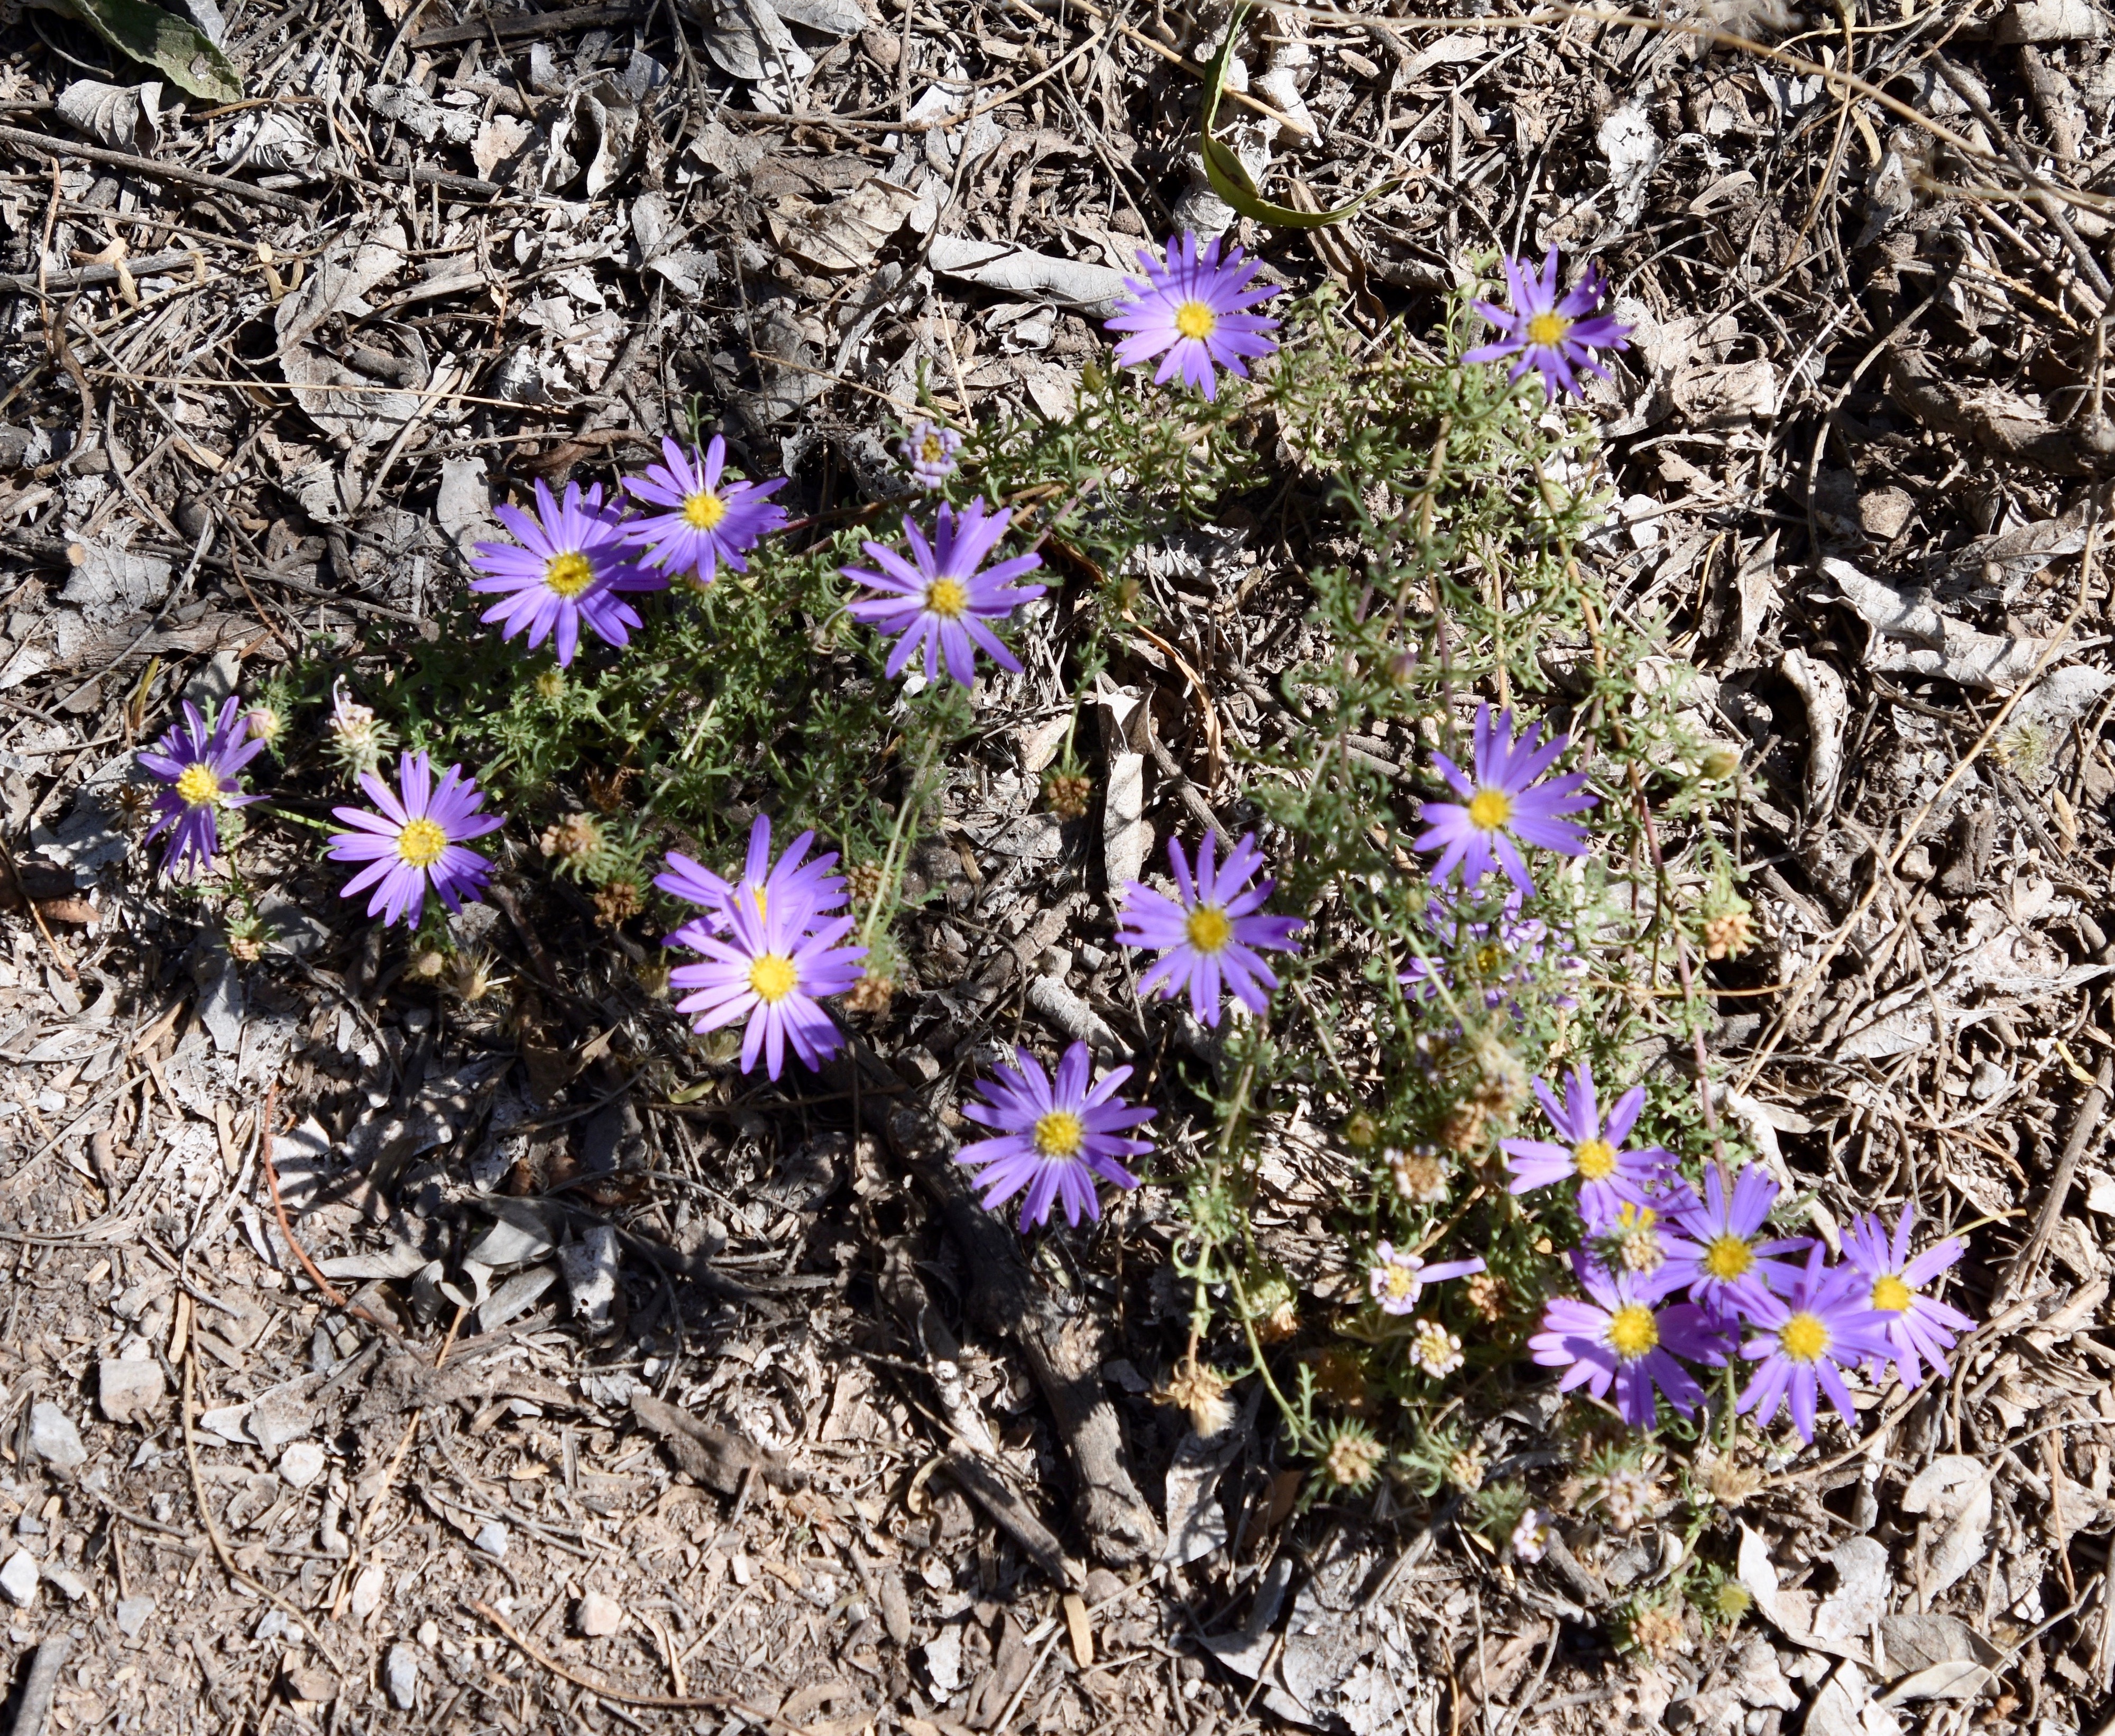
[859,723,944,953]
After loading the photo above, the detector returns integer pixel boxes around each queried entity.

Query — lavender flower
[1397,883,1584,1019]
[1510,1508,1550,1564]
[842,499,1046,687]
[656,814,846,941]
[624,435,788,589]
[1668,1165,1813,1318]
[957,1042,1155,1231]
[900,420,962,489]
[470,479,664,666]
[139,696,266,878]
[1414,704,1595,895]
[1841,1202,1973,1392]
[1368,1242,1486,1316]
[1500,1063,1671,1227]
[1464,248,1632,402]
[1104,232,1280,400]
[1409,1319,1465,1378]
[666,888,865,1080]
[1115,832,1304,1026]
[327,751,505,929]
[1530,1254,1726,1430]
[1735,1244,1893,1443]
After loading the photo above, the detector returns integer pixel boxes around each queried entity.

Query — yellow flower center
[1379,1263,1417,1301]
[921,434,948,463]
[925,577,969,619]
[1870,1274,1912,1314]
[1526,311,1571,347]
[1471,942,1505,978]
[1185,905,1234,954]
[1033,1110,1084,1158]
[748,953,798,1004]
[1778,1312,1830,1363]
[1173,299,1218,341]
[1467,788,1513,830]
[1607,1304,1658,1359]
[174,764,220,808]
[396,818,448,868]
[683,490,728,530]
[544,551,595,598]
[1573,1137,1616,1181]
[1703,1234,1754,1281]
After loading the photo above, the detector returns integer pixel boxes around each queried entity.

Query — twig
[260,1081,404,1340]
[1994,1051,2113,1308]
[468,1600,825,1733]
[0,124,314,216]
[995,1619,1066,1733]
[8,1634,71,1736]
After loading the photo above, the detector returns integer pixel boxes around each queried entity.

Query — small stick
[259,1081,403,1340]
[8,1634,70,1736]
[0,124,313,216]
[468,1600,824,1734]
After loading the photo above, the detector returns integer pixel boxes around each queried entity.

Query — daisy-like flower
[1104,232,1280,401]
[842,499,1046,688]
[1116,832,1304,1026]
[1668,1165,1813,1318]
[1397,883,1584,1019]
[1840,1202,1974,1392]
[1510,1508,1550,1564]
[1409,1319,1466,1378]
[956,1042,1155,1232]
[1591,1194,1702,1283]
[1463,247,1632,402]
[655,814,847,941]
[1500,1062,1672,1227]
[327,751,505,929]
[1368,1241,1486,1317]
[140,696,266,878]
[624,435,789,589]
[470,479,664,667]
[1530,1254,1727,1431]
[1735,1243,1893,1444]
[899,420,962,489]
[666,887,866,1080]
[1415,704,1596,895]
[1388,1144,1452,1205]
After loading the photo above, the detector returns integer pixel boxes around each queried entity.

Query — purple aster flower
[666,885,865,1080]
[1397,883,1584,1020]
[1463,247,1632,402]
[1735,1244,1894,1443]
[139,696,266,878]
[624,435,789,589]
[1589,1193,1704,1289]
[1668,1165,1813,1318]
[1510,1508,1550,1563]
[656,814,846,943]
[957,1042,1155,1232]
[1104,232,1280,401]
[1115,831,1305,1027]
[900,420,962,489]
[470,479,664,667]
[1530,1253,1727,1430]
[1840,1202,1974,1392]
[1500,1063,1672,1227]
[842,499,1046,688]
[327,751,505,929]
[1368,1242,1486,1316]
[1414,704,1596,895]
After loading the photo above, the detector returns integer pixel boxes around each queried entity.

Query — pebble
[43,1564,87,1602]
[472,1520,509,1559]
[349,1563,388,1621]
[28,1403,86,1471]
[114,1596,155,1637]
[0,1552,38,1608]
[575,1589,623,1637]
[385,1642,420,1711]
[277,1442,327,1490]
[256,1609,290,1642]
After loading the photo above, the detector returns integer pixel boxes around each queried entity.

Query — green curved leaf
[1199,3,1397,229]
[45,0,243,105]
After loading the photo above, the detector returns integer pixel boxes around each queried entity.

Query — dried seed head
[1464,1271,1510,1321]
[1624,1602,1687,1661]
[1322,1429,1386,1491]
[112,782,154,826]
[845,860,888,904]
[584,765,636,814]
[406,946,449,981]
[1446,1445,1486,1493]
[539,812,603,862]
[1389,1144,1451,1205]
[1259,1298,1301,1343]
[1702,907,1755,960]
[1042,770,1093,821]
[1158,1361,1234,1438]
[844,971,895,1016]
[593,878,642,926]
[1696,1445,1761,1508]
[448,948,507,1005]
[1467,1035,1526,1113]
[1595,1464,1659,1531]
[227,932,264,963]
[1437,1098,1489,1154]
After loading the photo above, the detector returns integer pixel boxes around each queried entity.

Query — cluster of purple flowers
[1515,1062,1971,1441]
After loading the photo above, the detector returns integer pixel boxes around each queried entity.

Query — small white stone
[0,1553,38,1608]
[385,1642,420,1711]
[575,1590,623,1637]
[99,1358,167,1426]
[27,1403,86,1471]
[417,1620,440,1649]
[472,1520,509,1559]
[114,1596,154,1637]
[277,1442,327,1490]
[349,1563,388,1621]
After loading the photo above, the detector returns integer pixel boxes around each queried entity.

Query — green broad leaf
[1200,3,1397,229]
[43,0,243,105]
